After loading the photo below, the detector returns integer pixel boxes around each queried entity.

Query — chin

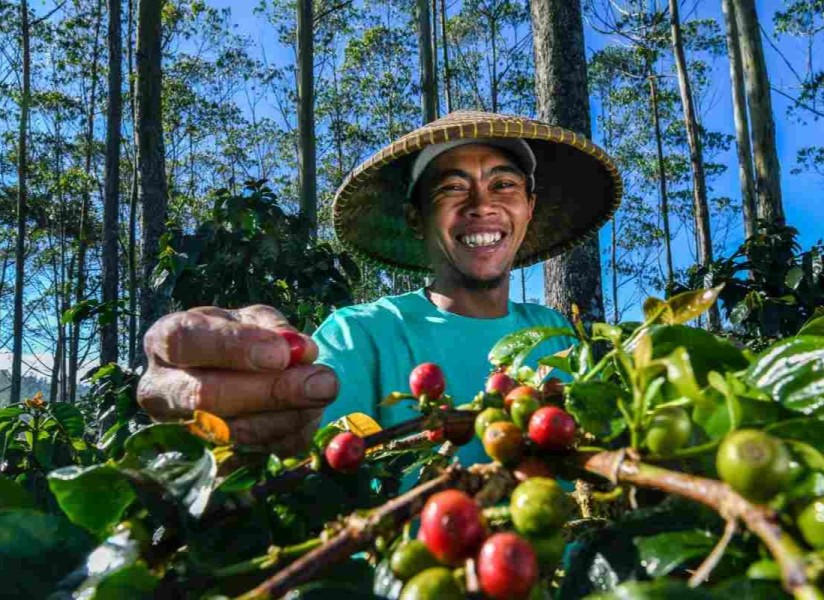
[457,269,508,290]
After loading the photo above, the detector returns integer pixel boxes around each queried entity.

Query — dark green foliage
[152,181,359,331]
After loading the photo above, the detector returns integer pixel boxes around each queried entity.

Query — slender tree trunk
[102,0,122,365]
[137,0,169,349]
[417,0,437,123]
[11,0,31,405]
[70,0,104,401]
[611,218,618,323]
[521,269,526,302]
[440,0,452,113]
[668,0,719,329]
[489,14,498,113]
[431,0,439,119]
[732,0,784,225]
[127,0,138,366]
[297,0,317,236]
[530,0,605,323]
[649,74,674,290]
[721,0,757,240]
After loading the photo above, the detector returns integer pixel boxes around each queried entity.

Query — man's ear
[404,203,425,240]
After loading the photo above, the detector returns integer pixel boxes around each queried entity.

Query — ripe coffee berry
[424,428,444,443]
[486,371,517,397]
[324,432,365,472]
[528,406,576,450]
[483,421,524,465]
[477,533,539,600]
[409,363,446,400]
[418,490,486,565]
[279,329,307,368]
[541,377,565,402]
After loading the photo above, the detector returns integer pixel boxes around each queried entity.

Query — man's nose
[465,186,498,217]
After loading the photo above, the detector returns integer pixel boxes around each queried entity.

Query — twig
[241,466,485,599]
[689,519,737,587]
[580,450,823,599]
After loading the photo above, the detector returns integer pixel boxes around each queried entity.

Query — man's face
[410,144,536,288]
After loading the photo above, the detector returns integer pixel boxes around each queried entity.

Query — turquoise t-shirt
[312,288,575,467]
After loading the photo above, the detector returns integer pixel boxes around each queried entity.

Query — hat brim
[333,111,623,274]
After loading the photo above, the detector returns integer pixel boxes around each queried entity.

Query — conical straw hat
[333,110,623,273]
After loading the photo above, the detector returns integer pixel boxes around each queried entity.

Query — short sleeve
[312,311,382,425]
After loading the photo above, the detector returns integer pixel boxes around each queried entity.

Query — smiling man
[137,111,622,465]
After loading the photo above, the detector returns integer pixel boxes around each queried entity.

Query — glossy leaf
[48,465,136,534]
[0,476,35,510]
[766,418,824,452]
[566,381,628,439]
[643,296,671,323]
[48,402,85,437]
[634,529,744,577]
[586,580,714,599]
[664,285,724,325]
[746,336,824,415]
[488,326,574,368]
[0,509,94,597]
[798,315,824,336]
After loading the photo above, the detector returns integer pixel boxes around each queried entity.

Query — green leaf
[746,335,824,415]
[585,580,714,599]
[0,407,24,420]
[710,577,787,599]
[91,563,158,599]
[643,296,671,323]
[0,509,94,597]
[664,285,724,325]
[566,381,628,439]
[642,325,749,386]
[488,326,574,368]
[798,315,824,336]
[0,476,35,510]
[537,355,573,374]
[121,423,206,464]
[785,440,824,471]
[217,466,257,492]
[785,266,804,290]
[48,402,85,437]
[766,418,824,451]
[48,465,136,534]
[634,530,726,577]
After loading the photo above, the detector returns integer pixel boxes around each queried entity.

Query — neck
[426,272,511,318]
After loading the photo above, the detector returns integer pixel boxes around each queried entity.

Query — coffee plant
[2,286,824,599]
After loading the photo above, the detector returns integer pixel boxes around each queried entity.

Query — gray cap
[407,137,537,200]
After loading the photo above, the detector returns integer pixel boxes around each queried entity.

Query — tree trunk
[721,0,757,240]
[649,74,674,290]
[127,0,138,366]
[297,0,317,236]
[417,0,437,123]
[102,0,122,365]
[732,0,784,226]
[440,0,452,113]
[70,0,104,401]
[11,0,31,404]
[668,0,719,329]
[530,0,605,323]
[137,0,169,348]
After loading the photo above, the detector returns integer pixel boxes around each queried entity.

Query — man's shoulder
[511,300,572,328]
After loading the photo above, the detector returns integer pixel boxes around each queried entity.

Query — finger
[236,305,319,364]
[137,363,339,419]
[227,408,323,447]
[145,311,291,371]
[188,306,236,320]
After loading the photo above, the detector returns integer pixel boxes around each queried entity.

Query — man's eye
[493,180,519,190]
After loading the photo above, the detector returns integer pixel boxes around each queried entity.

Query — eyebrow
[429,163,527,187]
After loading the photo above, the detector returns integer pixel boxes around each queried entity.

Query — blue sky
[208,0,822,314]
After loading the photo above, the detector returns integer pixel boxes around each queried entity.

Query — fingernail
[304,371,338,401]
[250,342,285,370]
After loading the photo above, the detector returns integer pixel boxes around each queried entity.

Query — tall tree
[667,0,718,329]
[721,0,757,240]
[136,0,168,343]
[732,0,785,225]
[439,0,452,113]
[417,0,437,123]
[531,0,604,322]
[10,0,31,404]
[297,0,316,236]
[102,0,122,364]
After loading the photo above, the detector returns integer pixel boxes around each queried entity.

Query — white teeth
[460,232,502,247]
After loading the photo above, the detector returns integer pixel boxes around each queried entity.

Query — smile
[457,231,506,248]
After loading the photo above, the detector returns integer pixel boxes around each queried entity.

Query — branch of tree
[31,0,68,28]
[770,86,824,120]
[314,0,355,26]
[580,449,823,599]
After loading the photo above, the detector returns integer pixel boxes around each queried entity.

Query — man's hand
[137,305,339,456]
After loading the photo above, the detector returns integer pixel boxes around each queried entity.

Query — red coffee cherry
[418,490,486,565]
[324,432,365,472]
[477,532,539,600]
[409,363,446,400]
[279,329,308,368]
[528,406,576,450]
[504,385,542,412]
[486,372,517,397]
